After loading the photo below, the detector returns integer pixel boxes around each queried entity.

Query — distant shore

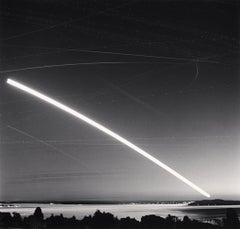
[1,199,240,206]
[188,199,240,206]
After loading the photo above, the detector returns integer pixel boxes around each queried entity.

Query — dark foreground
[0,207,239,229]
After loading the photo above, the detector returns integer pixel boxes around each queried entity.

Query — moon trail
[7,78,210,198]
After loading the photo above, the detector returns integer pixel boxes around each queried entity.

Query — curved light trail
[7,78,210,198]
[0,61,163,74]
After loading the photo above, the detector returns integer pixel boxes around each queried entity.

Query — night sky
[0,0,240,202]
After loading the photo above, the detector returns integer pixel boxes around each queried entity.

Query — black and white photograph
[0,0,240,228]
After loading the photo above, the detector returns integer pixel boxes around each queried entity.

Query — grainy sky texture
[0,0,240,201]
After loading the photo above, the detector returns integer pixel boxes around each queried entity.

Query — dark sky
[0,0,240,201]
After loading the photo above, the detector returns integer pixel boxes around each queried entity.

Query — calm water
[1,203,240,222]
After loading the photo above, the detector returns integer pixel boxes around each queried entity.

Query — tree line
[0,207,239,229]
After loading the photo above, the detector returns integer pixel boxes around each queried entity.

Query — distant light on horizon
[7,78,211,198]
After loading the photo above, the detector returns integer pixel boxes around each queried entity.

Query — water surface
[1,203,239,222]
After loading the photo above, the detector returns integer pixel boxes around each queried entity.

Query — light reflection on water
[0,204,240,221]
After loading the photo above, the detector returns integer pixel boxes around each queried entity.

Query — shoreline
[0,203,239,222]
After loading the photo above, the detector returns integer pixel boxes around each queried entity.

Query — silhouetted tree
[0,212,12,228]
[12,212,22,227]
[120,216,140,229]
[165,214,179,229]
[29,207,45,229]
[141,214,166,228]
[180,215,192,229]
[34,207,44,221]
[88,210,118,229]
[223,208,240,229]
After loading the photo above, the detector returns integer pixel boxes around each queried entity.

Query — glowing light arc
[7,78,210,198]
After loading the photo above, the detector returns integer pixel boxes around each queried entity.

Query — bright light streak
[7,78,210,198]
